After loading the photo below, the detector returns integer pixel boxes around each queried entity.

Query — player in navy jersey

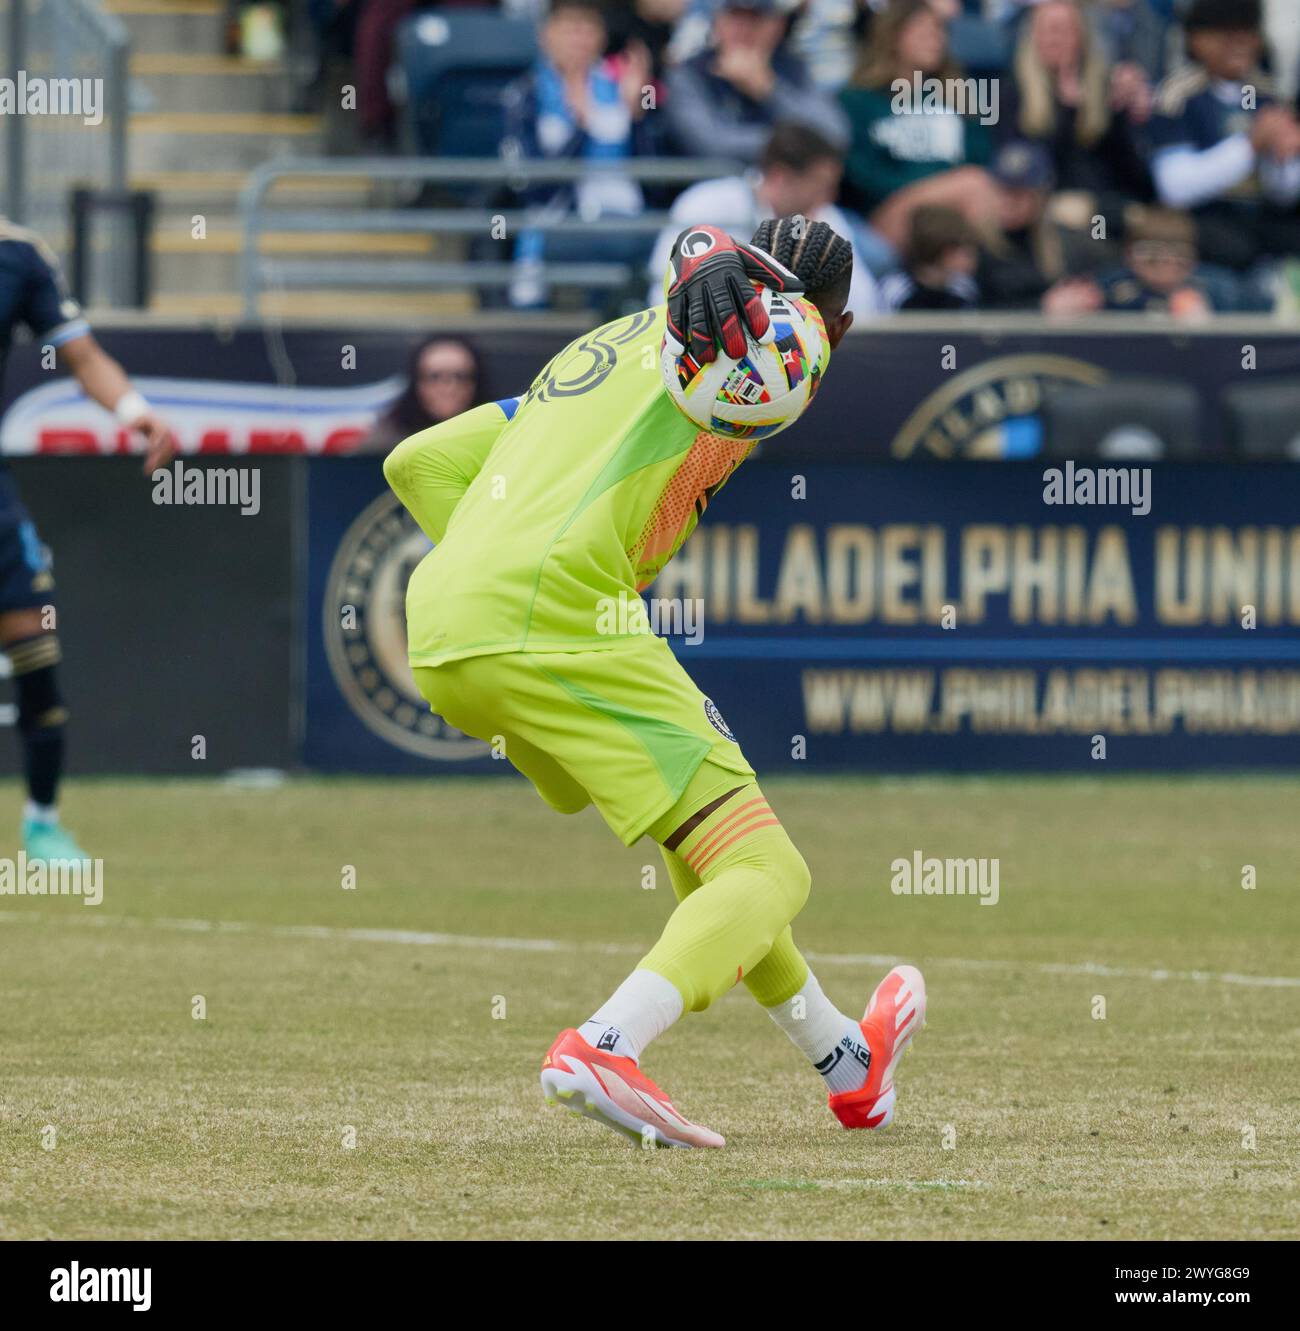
[0,218,175,862]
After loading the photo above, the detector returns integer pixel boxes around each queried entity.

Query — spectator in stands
[355,0,415,150]
[505,0,653,163]
[664,0,851,164]
[1088,0,1173,83]
[359,335,485,452]
[646,122,880,314]
[502,0,650,308]
[603,0,689,163]
[790,0,888,92]
[658,0,718,65]
[1149,0,1300,284]
[1000,0,1154,210]
[304,0,360,115]
[605,0,689,83]
[1096,205,1214,315]
[879,205,981,309]
[839,0,1000,253]
[976,138,1106,312]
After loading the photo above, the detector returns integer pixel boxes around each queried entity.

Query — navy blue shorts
[0,471,55,614]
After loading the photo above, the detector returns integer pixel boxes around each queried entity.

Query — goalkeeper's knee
[698,817,811,913]
[643,810,812,1013]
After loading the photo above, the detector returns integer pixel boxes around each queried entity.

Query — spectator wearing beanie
[1149,0,1300,274]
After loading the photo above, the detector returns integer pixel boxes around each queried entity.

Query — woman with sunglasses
[361,335,485,453]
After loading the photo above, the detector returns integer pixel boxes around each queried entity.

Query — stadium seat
[947,16,1014,75]
[394,11,538,157]
[1222,381,1300,459]
[1041,378,1201,459]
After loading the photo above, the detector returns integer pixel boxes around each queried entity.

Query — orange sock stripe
[691,817,782,874]
[688,806,776,874]
[681,796,770,868]
[682,796,770,870]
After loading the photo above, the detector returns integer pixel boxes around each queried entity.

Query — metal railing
[239,156,746,320]
[2,0,130,299]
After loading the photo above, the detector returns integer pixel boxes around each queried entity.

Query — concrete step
[148,288,480,321]
[128,111,323,173]
[132,170,378,222]
[150,228,439,293]
[131,54,297,115]
[104,0,227,56]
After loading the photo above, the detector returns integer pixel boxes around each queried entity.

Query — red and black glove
[664,225,803,364]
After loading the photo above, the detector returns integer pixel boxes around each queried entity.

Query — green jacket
[839,85,991,213]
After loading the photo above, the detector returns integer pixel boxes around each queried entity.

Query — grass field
[1,773,1297,1241]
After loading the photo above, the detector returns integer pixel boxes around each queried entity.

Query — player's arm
[17,237,175,475]
[57,334,175,475]
[383,399,515,544]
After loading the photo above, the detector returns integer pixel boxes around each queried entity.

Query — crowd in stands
[309,0,1300,318]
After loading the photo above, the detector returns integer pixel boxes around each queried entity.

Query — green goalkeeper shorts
[412,635,755,845]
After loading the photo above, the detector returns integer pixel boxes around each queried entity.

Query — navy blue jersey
[880,269,979,312]
[1099,268,1210,313]
[0,219,90,412]
[1149,67,1273,200]
[0,220,89,585]
[0,469,54,610]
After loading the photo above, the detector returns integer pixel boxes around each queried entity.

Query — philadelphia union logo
[704,697,737,742]
[891,354,1106,458]
[323,491,487,761]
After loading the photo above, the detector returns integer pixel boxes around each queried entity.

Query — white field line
[2,909,1299,989]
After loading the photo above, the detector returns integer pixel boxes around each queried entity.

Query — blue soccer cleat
[23,818,91,864]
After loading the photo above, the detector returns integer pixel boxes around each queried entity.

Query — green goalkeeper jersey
[386,302,827,669]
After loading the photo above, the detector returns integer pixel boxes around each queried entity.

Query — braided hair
[750,216,853,320]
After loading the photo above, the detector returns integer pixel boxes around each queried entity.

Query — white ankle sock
[579,968,684,1063]
[24,800,58,826]
[766,971,871,1095]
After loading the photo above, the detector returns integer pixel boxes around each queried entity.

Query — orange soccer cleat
[540,1029,724,1149]
[827,964,927,1130]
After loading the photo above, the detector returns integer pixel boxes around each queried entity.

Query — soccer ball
[661,285,828,440]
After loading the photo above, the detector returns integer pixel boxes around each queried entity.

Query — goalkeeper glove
[664,225,804,364]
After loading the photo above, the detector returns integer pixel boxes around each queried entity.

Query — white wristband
[114,389,150,425]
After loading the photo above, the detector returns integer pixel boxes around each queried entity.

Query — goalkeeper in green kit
[385,218,925,1148]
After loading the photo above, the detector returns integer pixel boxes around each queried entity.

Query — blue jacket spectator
[501,0,650,307]
[502,0,649,212]
[665,0,851,164]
